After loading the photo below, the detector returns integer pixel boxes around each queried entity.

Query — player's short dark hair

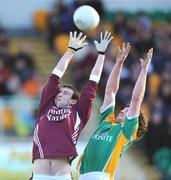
[136,111,148,141]
[62,84,79,100]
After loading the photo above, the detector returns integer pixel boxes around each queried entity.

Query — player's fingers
[145,48,153,61]
[70,32,73,39]
[100,32,103,41]
[103,31,107,39]
[126,43,131,53]
[122,42,125,51]
[149,48,153,58]
[107,36,113,43]
[94,40,99,47]
[74,31,77,38]
[126,42,130,49]
[80,35,87,43]
[106,32,112,40]
[118,46,121,53]
[104,31,108,39]
[139,58,144,64]
[77,32,83,39]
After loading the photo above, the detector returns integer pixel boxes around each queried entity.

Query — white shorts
[79,171,110,180]
[32,174,72,180]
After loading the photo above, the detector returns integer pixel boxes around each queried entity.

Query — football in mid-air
[73,5,100,31]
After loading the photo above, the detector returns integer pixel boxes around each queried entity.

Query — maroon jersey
[32,74,97,162]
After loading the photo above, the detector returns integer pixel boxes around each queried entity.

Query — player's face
[116,107,129,123]
[55,87,75,108]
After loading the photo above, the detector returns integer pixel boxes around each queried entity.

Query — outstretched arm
[127,48,153,117]
[89,31,113,83]
[38,32,87,116]
[77,31,113,124]
[52,31,87,78]
[101,43,131,111]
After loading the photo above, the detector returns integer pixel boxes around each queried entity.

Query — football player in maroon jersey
[31,31,113,180]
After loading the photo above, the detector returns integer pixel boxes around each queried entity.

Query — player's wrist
[68,46,83,53]
[68,47,77,54]
[98,51,106,55]
[141,67,148,72]
[116,61,123,65]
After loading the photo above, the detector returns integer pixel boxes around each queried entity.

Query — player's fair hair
[136,111,148,141]
[62,84,79,100]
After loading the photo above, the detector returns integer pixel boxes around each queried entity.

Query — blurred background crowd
[0,0,171,179]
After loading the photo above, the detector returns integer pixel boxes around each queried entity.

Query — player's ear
[70,99,77,105]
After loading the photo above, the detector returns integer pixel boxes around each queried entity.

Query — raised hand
[116,42,131,64]
[140,48,153,69]
[94,31,113,54]
[68,31,88,52]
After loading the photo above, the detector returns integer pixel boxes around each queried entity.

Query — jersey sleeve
[77,80,97,126]
[99,103,115,124]
[38,74,60,117]
[122,115,139,140]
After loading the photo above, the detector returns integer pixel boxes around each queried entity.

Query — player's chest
[44,106,75,122]
[92,124,122,143]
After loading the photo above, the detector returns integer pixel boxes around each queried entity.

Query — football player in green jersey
[77,43,153,180]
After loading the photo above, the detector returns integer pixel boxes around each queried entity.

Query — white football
[73,5,100,31]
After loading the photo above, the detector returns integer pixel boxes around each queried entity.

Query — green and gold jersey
[78,104,139,179]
